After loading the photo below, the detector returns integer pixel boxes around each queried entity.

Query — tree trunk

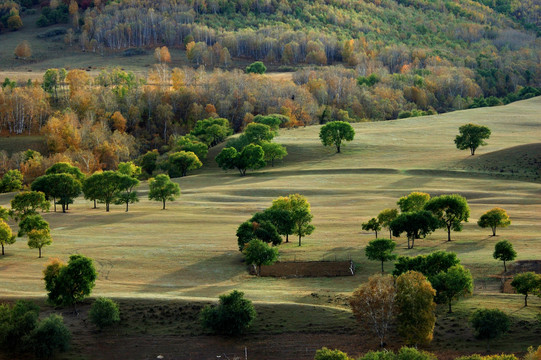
[271,158,274,167]
[162,199,166,210]
[54,198,57,212]
[126,201,129,212]
[106,202,110,212]
[39,247,42,258]
[381,260,384,273]
[336,145,341,153]
[1,244,4,255]
[375,230,378,239]
[285,234,289,243]
[448,300,452,313]
[298,234,302,246]
[503,260,507,272]
[389,229,392,239]
[492,227,496,236]
[66,203,69,210]
[471,147,475,155]
[93,199,97,209]
[447,225,451,241]
[62,203,66,213]
[525,294,528,307]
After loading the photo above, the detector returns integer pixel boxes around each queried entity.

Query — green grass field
[0,97,540,357]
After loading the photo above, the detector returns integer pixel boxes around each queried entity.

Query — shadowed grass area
[0,98,540,356]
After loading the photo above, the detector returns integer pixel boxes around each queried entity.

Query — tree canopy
[397,192,430,213]
[424,194,470,241]
[0,220,16,256]
[390,211,439,249]
[478,208,511,236]
[511,272,541,307]
[148,174,181,209]
[470,308,510,351]
[319,121,355,153]
[362,218,381,239]
[200,290,256,335]
[243,239,279,276]
[167,151,202,178]
[365,238,397,273]
[215,144,266,176]
[246,61,267,74]
[455,123,491,155]
[493,240,516,272]
[10,191,50,220]
[431,264,473,313]
[377,208,399,239]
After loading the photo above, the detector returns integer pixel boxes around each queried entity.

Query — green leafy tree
[261,142,287,167]
[89,298,120,330]
[261,207,294,243]
[0,169,23,193]
[215,144,266,176]
[243,239,279,276]
[253,114,287,131]
[288,194,315,246]
[17,214,50,237]
[511,272,541,306]
[362,218,382,238]
[82,172,101,209]
[397,192,430,213]
[191,118,232,147]
[431,264,473,313]
[200,290,256,335]
[424,194,470,241]
[10,191,50,221]
[117,161,142,178]
[350,274,396,347]
[236,220,282,251]
[148,174,180,210]
[390,211,439,249]
[32,174,82,213]
[493,240,516,272]
[377,208,399,238]
[246,61,266,74]
[173,134,208,160]
[138,150,159,176]
[0,300,40,351]
[455,123,491,155]
[113,174,139,212]
[478,208,511,236]
[395,271,436,346]
[242,123,275,144]
[315,347,353,360]
[365,238,397,273]
[84,171,125,212]
[470,308,510,351]
[0,220,16,256]
[167,151,202,177]
[30,314,71,359]
[45,162,85,182]
[393,251,460,279]
[28,229,52,258]
[43,255,97,313]
[319,121,355,153]
[0,206,8,221]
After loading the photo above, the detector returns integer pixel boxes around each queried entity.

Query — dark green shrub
[30,314,71,359]
[89,298,120,329]
[200,290,256,335]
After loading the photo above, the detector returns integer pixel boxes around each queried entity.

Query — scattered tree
[511,272,541,307]
[84,171,125,212]
[470,308,510,351]
[350,274,396,347]
[148,174,181,210]
[167,151,202,178]
[478,208,511,236]
[215,144,266,176]
[14,41,31,59]
[243,239,279,276]
[191,118,232,147]
[365,238,397,273]
[395,271,436,346]
[30,314,71,359]
[200,290,256,335]
[319,121,355,153]
[390,211,439,249]
[10,191,50,220]
[0,220,16,255]
[261,142,287,167]
[43,255,97,313]
[377,208,399,238]
[89,298,120,330]
[288,194,315,246]
[424,194,470,241]
[493,240,516,273]
[32,174,82,213]
[397,192,430,213]
[0,300,40,351]
[28,229,52,258]
[268,198,295,242]
[431,264,473,313]
[0,169,23,193]
[246,61,266,74]
[242,123,275,144]
[117,161,142,178]
[455,123,491,155]
[362,218,382,239]
[17,214,50,237]
[393,251,460,279]
[315,347,353,360]
[236,219,282,250]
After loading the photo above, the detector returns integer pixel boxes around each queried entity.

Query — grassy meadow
[0,97,540,357]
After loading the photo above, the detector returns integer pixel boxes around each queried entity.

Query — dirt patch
[251,261,355,277]
[497,260,541,293]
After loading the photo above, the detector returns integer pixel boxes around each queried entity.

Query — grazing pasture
[0,97,540,358]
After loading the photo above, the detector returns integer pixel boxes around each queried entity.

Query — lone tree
[397,192,430,213]
[113,174,139,212]
[246,61,266,74]
[84,171,125,212]
[289,194,315,246]
[470,308,510,351]
[424,194,470,241]
[478,208,511,236]
[200,290,257,335]
[14,40,31,59]
[390,211,439,249]
[455,123,491,155]
[215,144,266,176]
[493,240,516,273]
[167,151,202,178]
[511,272,541,307]
[243,239,279,276]
[362,218,381,239]
[365,238,397,273]
[377,208,399,238]
[89,298,120,330]
[0,220,16,255]
[28,229,52,258]
[431,264,473,313]
[43,255,97,313]
[319,121,355,153]
[148,174,180,209]
[395,271,436,346]
[350,274,396,348]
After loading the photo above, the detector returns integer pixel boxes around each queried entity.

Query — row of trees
[362,192,511,248]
